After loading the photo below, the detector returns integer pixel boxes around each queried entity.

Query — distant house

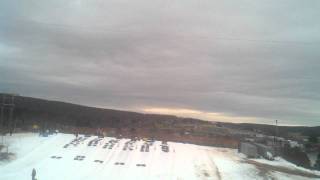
[288,140,302,148]
[254,143,275,160]
[255,134,265,138]
[244,138,255,142]
[287,132,308,142]
[239,142,259,158]
[32,124,39,132]
[239,141,276,160]
[264,136,286,148]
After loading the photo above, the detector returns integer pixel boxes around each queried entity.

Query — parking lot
[57,135,173,179]
[3,133,309,180]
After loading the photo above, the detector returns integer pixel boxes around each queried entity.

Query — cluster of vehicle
[139,138,156,152]
[123,140,135,151]
[74,155,86,161]
[103,139,119,149]
[140,143,150,152]
[63,136,88,148]
[145,139,155,146]
[161,141,169,152]
[50,156,62,159]
[114,162,125,165]
[58,137,172,169]
[88,137,103,147]
[136,164,146,167]
[93,160,104,163]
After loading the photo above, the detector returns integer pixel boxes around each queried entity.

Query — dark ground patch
[0,152,15,161]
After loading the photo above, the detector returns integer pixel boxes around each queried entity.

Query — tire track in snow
[205,150,221,180]
[79,137,119,180]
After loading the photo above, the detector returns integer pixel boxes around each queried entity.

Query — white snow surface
[253,157,320,177]
[0,133,319,180]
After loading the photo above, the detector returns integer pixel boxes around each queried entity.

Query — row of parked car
[161,141,169,152]
[94,160,104,163]
[50,156,62,159]
[88,137,104,147]
[74,155,86,161]
[63,136,89,148]
[123,140,135,151]
[140,143,150,152]
[136,164,146,167]
[103,139,119,149]
[114,162,125,165]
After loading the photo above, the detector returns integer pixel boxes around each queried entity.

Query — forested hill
[1,94,319,137]
[3,94,208,129]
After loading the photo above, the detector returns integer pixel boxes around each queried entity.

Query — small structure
[39,129,50,137]
[32,124,39,131]
[255,143,275,160]
[239,142,259,158]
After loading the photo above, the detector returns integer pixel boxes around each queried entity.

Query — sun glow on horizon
[142,107,258,123]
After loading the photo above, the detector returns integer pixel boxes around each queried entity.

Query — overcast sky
[1,0,320,126]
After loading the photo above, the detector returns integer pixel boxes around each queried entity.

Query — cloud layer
[1,0,320,126]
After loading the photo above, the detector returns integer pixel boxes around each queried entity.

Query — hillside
[2,94,207,129]
[1,94,319,146]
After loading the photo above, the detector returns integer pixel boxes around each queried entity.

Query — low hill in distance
[1,94,319,147]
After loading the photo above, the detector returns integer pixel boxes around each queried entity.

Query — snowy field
[0,133,319,180]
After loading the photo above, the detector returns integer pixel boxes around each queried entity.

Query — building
[239,142,259,158]
[254,143,275,160]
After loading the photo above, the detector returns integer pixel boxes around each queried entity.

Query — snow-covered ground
[254,157,320,177]
[0,133,319,180]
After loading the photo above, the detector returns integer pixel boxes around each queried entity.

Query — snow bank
[253,157,320,176]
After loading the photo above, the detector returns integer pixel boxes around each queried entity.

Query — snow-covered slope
[0,133,319,180]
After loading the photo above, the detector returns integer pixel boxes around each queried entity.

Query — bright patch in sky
[142,107,258,123]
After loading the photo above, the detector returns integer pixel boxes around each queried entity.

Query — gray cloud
[1,0,320,126]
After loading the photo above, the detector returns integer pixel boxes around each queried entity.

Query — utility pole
[274,120,279,156]
[276,120,278,138]
[9,95,15,135]
[0,93,17,145]
[0,104,3,130]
